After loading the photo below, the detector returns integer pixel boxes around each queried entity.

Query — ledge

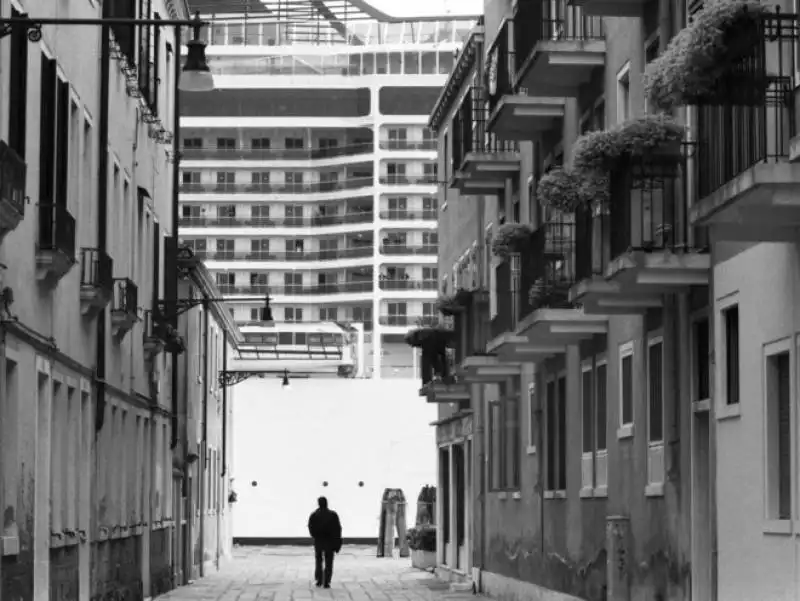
[511,491,521,500]
[1,536,19,556]
[526,445,537,455]
[717,403,741,421]
[763,520,792,535]
[645,483,664,497]
[544,490,566,500]
[594,486,608,498]
[579,487,593,498]
[617,423,634,439]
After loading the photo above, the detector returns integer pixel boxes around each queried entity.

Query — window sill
[763,520,792,535]
[579,487,593,498]
[693,399,711,413]
[717,403,741,421]
[511,491,521,500]
[526,445,537,455]
[544,490,566,500]
[617,424,634,440]
[1,536,19,556]
[593,486,608,498]
[496,492,507,500]
[645,483,664,497]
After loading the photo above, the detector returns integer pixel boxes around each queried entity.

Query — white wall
[231,377,437,538]
[713,242,800,601]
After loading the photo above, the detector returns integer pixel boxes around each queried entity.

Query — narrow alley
[155,547,478,601]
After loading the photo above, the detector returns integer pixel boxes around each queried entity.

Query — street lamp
[281,370,291,390]
[179,12,214,93]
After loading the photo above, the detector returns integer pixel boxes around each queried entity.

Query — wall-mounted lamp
[179,12,214,93]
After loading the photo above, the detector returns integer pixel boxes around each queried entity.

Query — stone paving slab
[155,546,482,601]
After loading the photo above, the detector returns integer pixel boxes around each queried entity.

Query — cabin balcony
[486,17,566,140]
[514,0,605,98]
[0,141,26,240]
[570,158,710,315]
[691,22,800,242]
[450,86,520,195]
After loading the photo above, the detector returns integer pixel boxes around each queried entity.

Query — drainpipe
[474,195,486,584]
[169,24,182,450]
[94,24,111,432]
[221,331,228,477]
[198,302,209,577]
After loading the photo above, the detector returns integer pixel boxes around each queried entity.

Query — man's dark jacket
[308,507,342,551]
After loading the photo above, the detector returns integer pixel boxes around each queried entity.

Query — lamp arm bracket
[0,14,42,42]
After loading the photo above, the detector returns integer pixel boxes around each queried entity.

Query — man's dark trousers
[314,542,335,586]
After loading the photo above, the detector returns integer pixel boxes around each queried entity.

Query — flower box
[411,549,437,570]
[491,222,534,258]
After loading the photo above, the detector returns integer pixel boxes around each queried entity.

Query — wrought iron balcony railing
[179,177,374,194]
[179,212,375,228]
[378,279,438,291]
[379,210,438,221]
[112,278,138,316]
[196,247,374,261]
[378,175,438,185]
[514,0,604,77]
[378,140,437,151]
[523,216,578,319]
[0,140,26,218]
[380,245,438,255]
[79,248,114,293]
[38,203,76,260]
[379,315,440,327]
[451,86,518,173]
[181,142,374,161]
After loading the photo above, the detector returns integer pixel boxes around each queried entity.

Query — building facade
[178,0,479,378]
[422,0,800,599]
[0,0,236,599]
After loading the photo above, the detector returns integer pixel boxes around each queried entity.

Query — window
[284,272,302,293]
[488,385,520,491]
[581,363,594,495]
[284,307,303,322]
[285,137,304,149]
[285,239,304,254]
[215,272,235,293]
[765,341,792,521]
[249,273,267,291]
[319,307,338,321]
[251,239,269,257]
[285,171,304,188]
[216,172,234,190]
[723,305,740,405]
[595,360,608,492]
[544,373,567,494]
[386,302,407,325]
[181,171,200,184]
[422,196,438,218]
[647,337,665,494]
[252,137,270,150]
[527,381,537,452]
[8,7,29,159]
[692,316,711,404]
[216,137,236,150]
[619,342,634,436]
[218,204,236,218]
[644,37,660,113]
[251,172,270,185]
[251,204,270,221]
[616,62,631,123]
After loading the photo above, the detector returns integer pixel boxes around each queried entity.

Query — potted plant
[536,167,610,211]
[406,524,437,570]
[435,288,474,316]
[572,114,685,175]
[491,222,534,258]
[643,0,768,110]
[404,326,454,349]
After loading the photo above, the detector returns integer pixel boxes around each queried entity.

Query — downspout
[95,24,111,432]
[221,331,228,477]
[169,24,182,449]
[198,302,209,577]
[475,195,486,582]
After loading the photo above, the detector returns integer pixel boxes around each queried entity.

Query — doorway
[692,410,713,600]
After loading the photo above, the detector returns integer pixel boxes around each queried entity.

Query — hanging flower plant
[643,0,767,111]
[536,168,610,211]
[404,326,454,349]
[572,114,685,174]
[491,222,534,258]
[435,288,473,316]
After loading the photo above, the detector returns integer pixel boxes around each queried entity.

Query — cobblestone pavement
[156,546,480,601]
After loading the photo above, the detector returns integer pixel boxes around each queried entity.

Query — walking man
[308,496,342,588]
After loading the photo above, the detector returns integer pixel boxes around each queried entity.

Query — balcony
[223,282,373,296]
[380,315,440,327]
[380,244,438,256]
[379,210,438,222]
[110,278,139,336]
[451,87,520,194]
[419,350,471,403]
[79,248,114,317]
[379,279,438,291]
[379,175,438,186]
[570,159,710,315]
[179,212,375,229]
[144,310,185,357]
[379,140,437,151]
[181,142,374,161]
[179,177,374,195]
[36,203,77,282]
[514,0,605,97]
[490,218,608,360]
[690,16,800,243]
[486,18,566,140]
[0,140,26,239]
[198,247,374,262]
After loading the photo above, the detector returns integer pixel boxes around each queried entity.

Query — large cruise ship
[180,0,477,540]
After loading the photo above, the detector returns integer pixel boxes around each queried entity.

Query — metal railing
[452,86,518,172]
[181,142,373,161]
[379,210,438,221]
[179,177,375,194]
[522,216,577,319]
[378,175,438,185]
[378,279,438,291]
[514,0,604,76]
[220,282,373,295]
[486,19,514,115]
[112,278,138,315]
[694,12,797,199]
[179,212,375,227]
[38,203,76,260]
[378,140,437,151]
[380,244,438,255]
[0,140,26,218]
[195,247,374,261]
[379,315,440,327]
[79,248,114,292]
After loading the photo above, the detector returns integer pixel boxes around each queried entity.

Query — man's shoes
[315,582,322,588]
[324,584,331,589]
